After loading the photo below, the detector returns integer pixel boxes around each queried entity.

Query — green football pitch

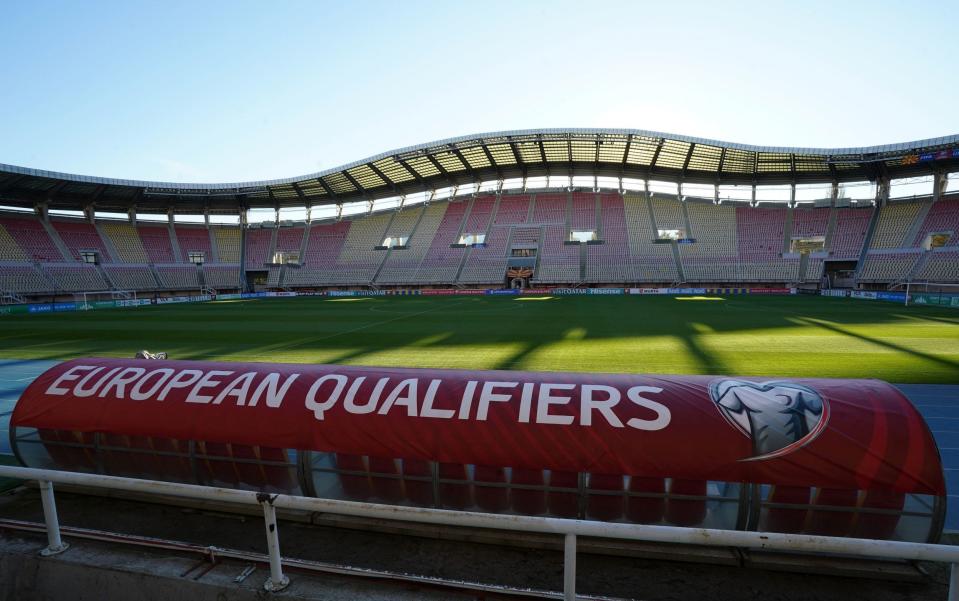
[1,295,957,384]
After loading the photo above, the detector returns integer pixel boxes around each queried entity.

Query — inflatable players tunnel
[9,359,946,542]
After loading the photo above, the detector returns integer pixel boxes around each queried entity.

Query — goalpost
[76,290,137,310]
[901,281,959,307]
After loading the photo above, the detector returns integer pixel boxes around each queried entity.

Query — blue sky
[0,0,956,183]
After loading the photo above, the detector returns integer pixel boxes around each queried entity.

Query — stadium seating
[155,265,201,289]
[245,227,273,268]
[570,193,596,231]
[100,221,148,263]
[283,221,351,287]
[915,249,959,282]
[174,226,213,263]
[377,203,447,284]
[530,193,567,225]
[623,194,678,282]
[0,223,29,262]
[870,201,923,249]
[858,251,922,282]
[680,202,738,282]
[736,207,798,282]
[830,208,872,259]
[912,198,959,247]
[212,227,241,263]
[3,191,959,297]
[51,219,112,262]
[43,263,110,292]
[585,194,629,282]
[0,263,54,294]
[791,207,829,239]
[1,216,65,262]
[414,201,469,283]
[275,226,305,256]
[327,212,393,284]
[103,265,158,291]
[137,224,177,264]
[203,265,240,289]
[534,225,579,283]
[459,226,509,284]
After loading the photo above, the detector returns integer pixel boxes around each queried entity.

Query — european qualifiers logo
[709,380,828,461]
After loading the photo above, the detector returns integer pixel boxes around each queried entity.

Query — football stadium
[1,4,959,601]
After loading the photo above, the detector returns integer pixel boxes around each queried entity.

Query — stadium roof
[2,128,958,213]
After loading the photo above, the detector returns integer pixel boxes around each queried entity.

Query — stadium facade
[1,128,958,301]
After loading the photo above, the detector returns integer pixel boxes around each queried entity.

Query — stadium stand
[585,194,630,283]
[0,263,53,294]
[275,226,305,256]
[1,216,65,262]
[100,221,149,263]
[0,222,29,262]
[203,265,240,289]
[377,203,446,284]
[174,225,213,263]
[413,201,469,284]
[328,212,393,284]
[43,263,110,292]
[155,265,201,290]
[245,227,273,268]
[283,221,351,287]
[623,194,678,282]
[858,250,923,283]
[571,193,597,231]
[51,219,113,262]
[493,195,531,225]
[870,201,924,249]
[212,227,241,263]
[830,208,872,259]
[534,225,579,283]
[103,265,158,291]
[681,201,738,282]
[459,225,510,284]
[792,207,830,239]
[915,249,959,282]
[912,198,959,247]
[736,207,799,282]
[136,223,177,264]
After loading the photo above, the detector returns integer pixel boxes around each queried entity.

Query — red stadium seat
[548,470,580,518]
[763,486,810,533]
[401,458,434,506]
[587,473,624,521]
[852,490,904,540]
[438,463,470,509]
[511,468,547,515]
[626,476,666,523]
[196,441,240,487]
[666,479,707,526]
[473,465,509,512]
[368,456,404,502]
[335,453,371,501]
[808,488,858,536]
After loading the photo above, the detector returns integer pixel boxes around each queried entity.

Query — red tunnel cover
[12,358,945,496]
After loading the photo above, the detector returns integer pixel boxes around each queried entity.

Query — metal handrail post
[259,494,290,593]
[563,532,577,601]
[38,480,69,556]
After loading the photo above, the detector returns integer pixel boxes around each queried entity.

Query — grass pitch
[0,295,957,384]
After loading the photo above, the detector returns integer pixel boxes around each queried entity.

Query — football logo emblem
[709,379,827,461]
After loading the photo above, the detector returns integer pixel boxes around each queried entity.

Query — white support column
[204,209,211,228]
[751,184,757,207]
[949,563,959,601]
[713,184,719,205]
[259,496,290,592]
[128,206,137,225]
[306,204,313,224]
[38,481,69,556]
[933,171,948,203]
[830,181,839,207]
[563,533,576,601]
[790,183,796,208]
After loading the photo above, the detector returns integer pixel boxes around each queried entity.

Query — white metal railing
[1,465,958,600]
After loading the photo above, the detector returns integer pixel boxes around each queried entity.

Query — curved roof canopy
[1,128,958,212]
